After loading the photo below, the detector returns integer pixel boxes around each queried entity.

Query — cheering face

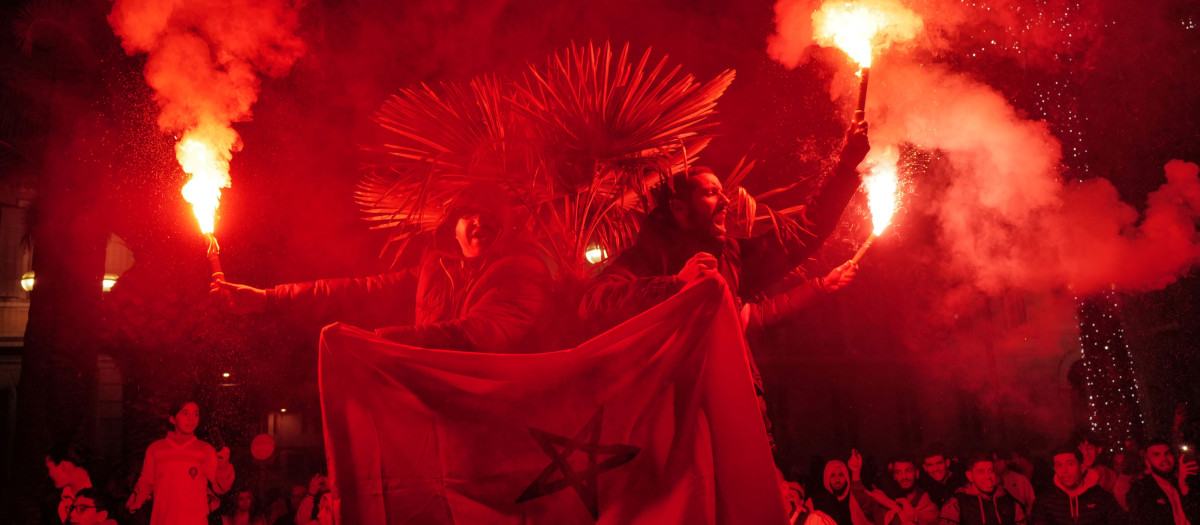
[675,172,729,238]
[171,402,201,436]
[66,496,105,525]
[893,461,918,491]
[1078,441,1100,467]
[454,211,498,259]
[1146,444,1176,477]
[1053,453,1084,489]
[923,455,949,483]
[966,461,997,494]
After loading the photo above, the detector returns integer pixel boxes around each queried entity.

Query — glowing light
[863,162,899,235]
[280,408,287,413]
[20,271,119,292]
[222,372,231,378]
[178,133,232,235]
[811,0,924,68]
[585,246,607,265]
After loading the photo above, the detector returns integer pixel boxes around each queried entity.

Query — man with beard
[1031,446,1120,525]
[810,451,877,525]
[577,121,869,454]
[579,120,868,334]
[213,183,555,354]
[939,456,1026,525]
[879,458,940,525]
[922,445,967,508]
[1127,438,1198,525]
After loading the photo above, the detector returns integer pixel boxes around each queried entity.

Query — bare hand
[842,119,870,169]
[821,261,858,292]
[216,446,230,464]
[848,449,863,474]
[1180,459,1198,485]
[308,473,328,496]
[676,252,718,284]
[210,281,267,314]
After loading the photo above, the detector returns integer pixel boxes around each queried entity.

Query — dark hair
[1145,436,1173,450]
[168,398,199,418]
[652,166,717,211]
[1050,445,1083,463]
[1069,428,1102,448]
[962,454,994,471]
[46,442,91,471]
[890,456,919,469]
[72,487,112,515]
[923,442,949,462]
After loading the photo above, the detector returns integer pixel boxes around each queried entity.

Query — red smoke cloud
[108,0,306,225]
[768,0,1200,297]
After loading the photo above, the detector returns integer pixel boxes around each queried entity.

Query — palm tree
[356,42,735,281]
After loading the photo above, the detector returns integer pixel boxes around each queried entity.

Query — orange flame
[811,0,924,68]
[863,162,898,236]
[177,125,234,234]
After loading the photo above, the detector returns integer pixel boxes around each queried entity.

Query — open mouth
[712,210,727,233]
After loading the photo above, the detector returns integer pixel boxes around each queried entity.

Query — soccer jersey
[134,435,219,525]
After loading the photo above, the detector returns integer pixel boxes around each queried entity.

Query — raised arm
[738,121,869,296]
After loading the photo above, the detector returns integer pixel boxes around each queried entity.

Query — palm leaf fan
[356,75,524,259]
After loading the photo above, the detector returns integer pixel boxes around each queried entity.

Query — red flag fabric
[318,275,787,524]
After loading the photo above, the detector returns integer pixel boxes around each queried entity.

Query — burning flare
[851,160,899,264]
[178,128,233,235]
[863,162,898,236]
[811,0,924,68]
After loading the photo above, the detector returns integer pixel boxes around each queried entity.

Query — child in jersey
[126,400,235,524]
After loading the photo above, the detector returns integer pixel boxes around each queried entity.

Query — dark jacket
[578,160,862,332]
[1031,478,1121,525]
[269,184,555,353]
[1127,474,1196,525]
[923,472,968,509]
[940,485,1027,525]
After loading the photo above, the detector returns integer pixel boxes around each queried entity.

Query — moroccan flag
[318,276,787,524]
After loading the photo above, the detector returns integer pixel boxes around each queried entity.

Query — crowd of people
[788,432,1197,525]
[40,400,334,525]
[43,413,1199,525]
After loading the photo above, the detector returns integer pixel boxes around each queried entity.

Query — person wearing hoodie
[1031,446,1121,525]
[212,183,555,354]
[939,455,1027,525]
[810,451,879,525]
[1127,438,1198,525]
